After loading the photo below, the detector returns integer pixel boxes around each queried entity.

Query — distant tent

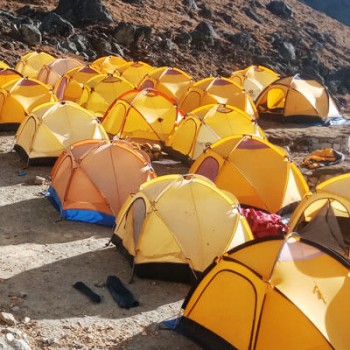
[166,104,266,161]
[189,135,309,213]
[255,75,341,124]
[179,76,258,119]
[0,77,56,130]
[113,174,253,282]
[54,65,101,101]
[91,55,127,74]
[47,139,156,226]
[317,173,350,201]
[14,101,109,165]
[116,61,154,86]
[78,74,135,117]
[139,66,194,102]
[37,57,82,87]
[15,51,56,79]
[0,68,23,87]
[288,191,350,258]
[177,235,350,350]
[102,88,183,143]
[230,65,280,101]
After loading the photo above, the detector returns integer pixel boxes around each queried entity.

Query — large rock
[20,24,42,45]
[267,1,293,19]
[191,21,216,47]
[41,12,75,36]
[55,0,113,25]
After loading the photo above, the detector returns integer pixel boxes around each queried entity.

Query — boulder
[55,0,113,25]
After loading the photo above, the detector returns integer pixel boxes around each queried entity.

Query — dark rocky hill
[0,0,349,111]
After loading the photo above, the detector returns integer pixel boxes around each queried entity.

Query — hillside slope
[0,0,349,111]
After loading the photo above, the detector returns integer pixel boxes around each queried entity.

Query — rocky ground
[0,131,201,350]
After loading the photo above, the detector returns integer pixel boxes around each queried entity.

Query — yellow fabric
[317,173,350,201]
[138,66,193,102]
[114,174,253,272]
[78,74,134,115]
[54,65,101,101]
[256,288,330,349]
[231,65,279,101]
[102,89,179,142]
[15,51,55,79]
[0,60,10,69]
[190,135,308,213]
[185,266,266,349]
[302,148,343,169]
[116,61,154,86]
[183,236,349,350]
[0,69,23,88]
[37,57,82,87]
[91,55,127,74]
[288,191,350,257]
[167,104,265,160]
[179,77,257,119]
[15,101,109,159]
[0,78,56,126]
[256,75,340,120]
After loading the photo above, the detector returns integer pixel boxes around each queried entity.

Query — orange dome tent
[47,139,156,226]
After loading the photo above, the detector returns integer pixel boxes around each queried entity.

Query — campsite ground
[0,132,201,349]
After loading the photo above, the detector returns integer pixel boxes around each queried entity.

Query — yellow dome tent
[37,57,82,87]
[230,65,280,101]
[78,74,135,117]
[0,77,56,130]
[179,76,258,119]
[102,88,183,143]
[317,173,350,200]
[47,139,156,226]
[189,135,309,213]
[0,68,23,87]
[91,55,127,74]
[15,51,56,79]
[166,103,266,161]
[14,101,109,165]
[113,173,253,282]
[116,61,154,86]
[138,66,194,102]
[177,234,350,350]
[288,190,350,258]
[255,75,341,124]
[54,65,101,102]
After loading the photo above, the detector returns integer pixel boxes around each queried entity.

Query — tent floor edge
[134,262,198,284]
[14,144,59,166]
[177,317,237,350]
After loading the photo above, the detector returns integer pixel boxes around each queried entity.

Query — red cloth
[240,208,289,239]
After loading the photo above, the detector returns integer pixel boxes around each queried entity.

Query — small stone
[5,333,14,342]
[34,176,46,185]
[22,317,31,324]
[0,312,17,326]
